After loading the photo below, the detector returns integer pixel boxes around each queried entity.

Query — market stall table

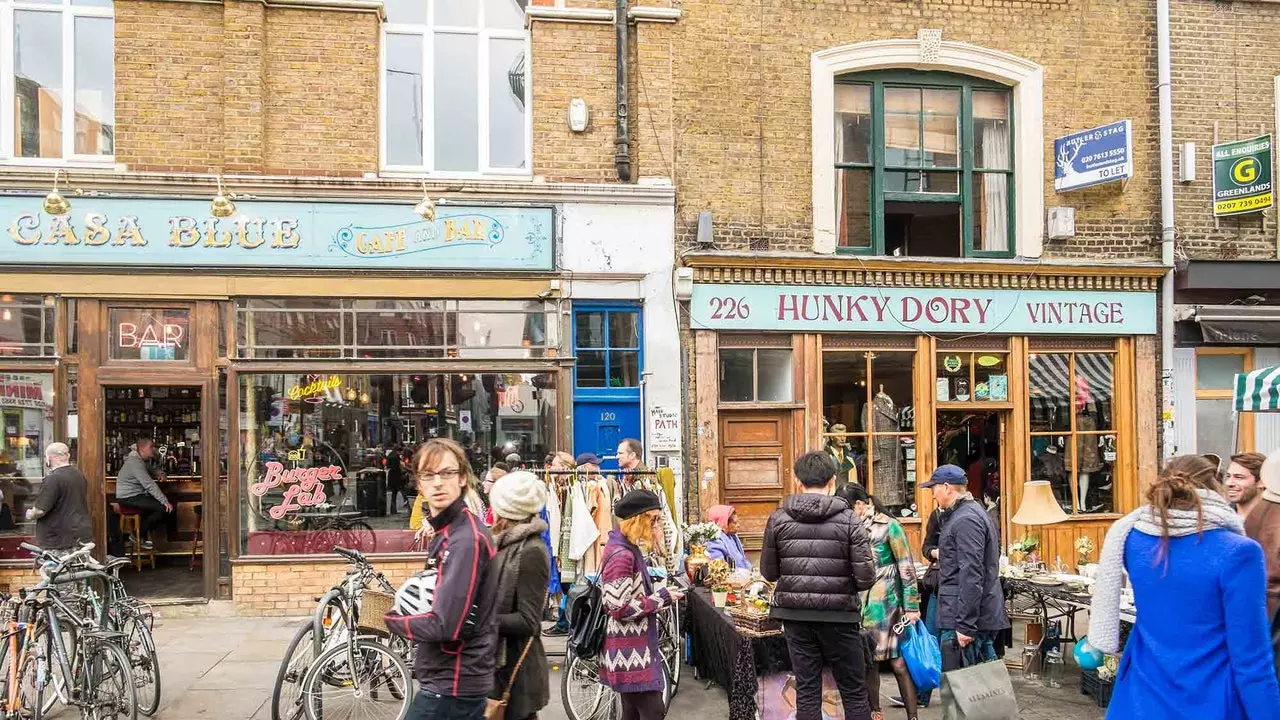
[686,587,791,720]
[1004,576,1136,646]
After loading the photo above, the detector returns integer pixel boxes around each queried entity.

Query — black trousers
[619,690,665,720]
[116,495,169,537]
[782,621,871,720]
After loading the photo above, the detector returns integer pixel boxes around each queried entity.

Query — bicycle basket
[357,589,395,635]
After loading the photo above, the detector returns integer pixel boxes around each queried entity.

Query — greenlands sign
[1213,135,1273,217]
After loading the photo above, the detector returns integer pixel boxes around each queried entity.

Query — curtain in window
[980,124,1009,251]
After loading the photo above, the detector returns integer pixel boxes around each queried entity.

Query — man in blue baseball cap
[922,464,1009,671]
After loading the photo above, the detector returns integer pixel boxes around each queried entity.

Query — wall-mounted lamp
[568,98,589,133]
[414,181,437,221]
[43,170,71,216]
[211,176,236,219]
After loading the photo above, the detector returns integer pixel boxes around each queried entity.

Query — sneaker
[890,696,930,709]
[542,627,569,637]
[125,535,135,546]
[141,540,155,550]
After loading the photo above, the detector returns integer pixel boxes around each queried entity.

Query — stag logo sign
[1054,120,1133,192]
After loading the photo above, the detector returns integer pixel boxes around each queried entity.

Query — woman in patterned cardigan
[599,490,685,720]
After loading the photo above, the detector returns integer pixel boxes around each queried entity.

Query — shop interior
[104,385,205,599]
[936,410,1003,542]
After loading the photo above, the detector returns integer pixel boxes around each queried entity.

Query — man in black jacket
[761,451,876,720]
[923,464,1009,671]
[387,438,497,720]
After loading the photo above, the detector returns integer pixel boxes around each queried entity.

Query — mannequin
[825,423,858,491]
[864,385,906,507]
[1075,376,1103,510]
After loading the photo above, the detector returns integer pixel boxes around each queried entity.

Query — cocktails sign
[1,197,554,271]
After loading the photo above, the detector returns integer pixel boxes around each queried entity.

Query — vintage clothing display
[864,391,907,507]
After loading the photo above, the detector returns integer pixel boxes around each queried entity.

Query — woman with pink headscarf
[705,504,752,570]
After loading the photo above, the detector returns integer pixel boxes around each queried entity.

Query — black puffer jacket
[760,493,876,624]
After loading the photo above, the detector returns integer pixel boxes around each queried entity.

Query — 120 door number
[708,297,751,320]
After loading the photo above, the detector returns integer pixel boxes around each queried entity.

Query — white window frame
[380,2,532,179]
[811,39,1044,257]
[0,0,115,167]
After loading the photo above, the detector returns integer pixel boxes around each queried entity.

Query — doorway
[936,411,1005,544]
[103,384,205,599]
[719,410,793,551]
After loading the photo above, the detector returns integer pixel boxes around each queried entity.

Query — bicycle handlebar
[332,546,366,565]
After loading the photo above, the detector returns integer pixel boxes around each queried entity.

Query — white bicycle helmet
[393,569,437,616]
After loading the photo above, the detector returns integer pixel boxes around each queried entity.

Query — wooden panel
[694,331,720,509]
[1134,336,1158,502]
[1032,518,1112,570]
[901,521,923,561]
[720,410,791,550]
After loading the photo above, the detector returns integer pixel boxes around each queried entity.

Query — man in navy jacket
[386,439,497,720]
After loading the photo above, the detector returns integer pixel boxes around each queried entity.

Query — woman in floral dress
[839,484,922,720]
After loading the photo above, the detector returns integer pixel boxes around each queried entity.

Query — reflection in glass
[238,372,556,556]
[835,84,872,165]
[434,0,477,25]
[385,33,425,166]
[921,89,960,168]
[757,349,793,402]
[884,87,921,166]
[822,352,869,427]
[1031,435,1073,512]
[577,351,606,387]
[1028,354,1071,432]
[974,90,1010,170]
[434,32,479,171]
[1196,398,1235,456]
[1074,353,1114,431]
[382,0,423,22]
[0,372,55,541]
[489,38,526,169]
[1196,353,1245,391]
[0,294,56,357]
[609,312,640,349]
[74,16,114,155]
[15,11,62,158]
[1077,435,1116,514]
[837,168,872,248]
[485,0,525,29]
[611,351,640,388]
[719,349,754,402]
[575,312,606,348]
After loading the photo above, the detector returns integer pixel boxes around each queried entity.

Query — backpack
[566,576,608,659]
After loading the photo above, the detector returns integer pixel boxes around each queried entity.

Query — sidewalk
[76,615,1103,719]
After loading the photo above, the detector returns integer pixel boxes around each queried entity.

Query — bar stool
[189,504,203,572]
[113,503,156,572]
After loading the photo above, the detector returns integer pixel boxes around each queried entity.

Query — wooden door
[719,410,792,552]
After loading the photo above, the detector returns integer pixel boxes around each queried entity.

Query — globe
[1074,636,1105,671]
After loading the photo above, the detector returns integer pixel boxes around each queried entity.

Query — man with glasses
[386,438,497,720]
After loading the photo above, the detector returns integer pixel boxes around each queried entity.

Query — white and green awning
[1235,365,1280,412]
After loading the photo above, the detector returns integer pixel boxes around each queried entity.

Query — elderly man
[27,443,92,551]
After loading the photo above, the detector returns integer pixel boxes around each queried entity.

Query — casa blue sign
[691,284,1157,335]
[0,196,553,271]
[1054,120,1133,192]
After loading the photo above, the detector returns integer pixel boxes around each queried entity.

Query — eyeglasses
[418,469,461,481]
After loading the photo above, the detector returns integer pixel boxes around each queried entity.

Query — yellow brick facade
[232,560,425,617]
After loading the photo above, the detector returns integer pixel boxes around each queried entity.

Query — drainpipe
[614,0,632,182]
[1157,0,1176,463]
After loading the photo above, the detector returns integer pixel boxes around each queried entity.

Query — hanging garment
[866,393,907,506]
[546,480,563,558]
[568,483,601,563]
[541,506,562,595]
[558,483,578,583]
[591,483,613,555]
[1076,414,1103,472]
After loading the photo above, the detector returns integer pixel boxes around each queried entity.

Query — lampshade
[1011,481,1069,526]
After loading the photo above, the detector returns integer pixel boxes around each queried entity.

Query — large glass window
[5,0,114,161]
[382,0,528,173]
[718,347,793,403]
[239,371,557,556]
[574,307,641,390]
[821,350,919,518]
[0,294,56,357]
[0,372,54,542]
[1194,349,1252,454]
[835,71,1013,257]
[1028,352,1117,514]
[235,298,556,360]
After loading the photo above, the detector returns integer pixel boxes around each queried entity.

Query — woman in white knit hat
[486,471,551,720]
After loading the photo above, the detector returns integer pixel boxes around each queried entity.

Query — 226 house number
[708,297,751,320]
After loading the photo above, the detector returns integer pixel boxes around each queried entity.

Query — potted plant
[1074,536,1096,570]
[1009,536,1039,566]
[711,583,730,608]
[683,522,721,581]
[704,559,731,592]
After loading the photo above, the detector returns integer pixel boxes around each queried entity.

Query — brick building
[0,0,684,612]
[1165,0,1280,460]
[668,0,1167,562]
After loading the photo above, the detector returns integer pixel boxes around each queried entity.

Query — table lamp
[1011,480,1069,550]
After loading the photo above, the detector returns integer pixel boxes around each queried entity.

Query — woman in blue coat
[1091,454,1280,720]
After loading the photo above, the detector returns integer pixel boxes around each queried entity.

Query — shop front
[0,190,567,609]
[686,256,1164,564]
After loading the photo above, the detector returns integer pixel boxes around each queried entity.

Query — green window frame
[834,70,1015,258]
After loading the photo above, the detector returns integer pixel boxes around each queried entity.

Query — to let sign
[1213,135,1273,216]
[1054,120,1133,192]
[690,284,1157,335]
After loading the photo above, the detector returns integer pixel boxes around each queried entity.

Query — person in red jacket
[386,438,498,720]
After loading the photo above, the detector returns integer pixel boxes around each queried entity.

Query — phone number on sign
[1215,195,1273,213]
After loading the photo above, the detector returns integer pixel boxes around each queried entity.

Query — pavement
[36,614,1104,719]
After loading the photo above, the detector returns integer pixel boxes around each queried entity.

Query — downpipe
[1157,0,1176,463]
[614,0,632,182]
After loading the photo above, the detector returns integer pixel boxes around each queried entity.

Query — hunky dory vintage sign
[0,196,553,271]
[691,284,1157,335]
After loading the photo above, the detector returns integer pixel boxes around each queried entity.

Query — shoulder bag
[486,635,535,720]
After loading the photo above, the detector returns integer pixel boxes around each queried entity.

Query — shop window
[238,371,557,556]
[573,307,641,390]
[382,0,528,174]
[719,348,793,404]
[234,298,555,360]
[1194,349,1252,454]
[834,72,1013,257]
[4,0,114,161]
[107,307,191,362]
[0,372,54,542]
[0,294,56,357]
[1028,352,1117,515]
[821,350,918,518]
[936,351,1010,403]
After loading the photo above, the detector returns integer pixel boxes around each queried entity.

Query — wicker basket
[726,605,781,636]
[358,590,396,635]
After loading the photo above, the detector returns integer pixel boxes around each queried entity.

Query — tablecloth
[686,588,791,720]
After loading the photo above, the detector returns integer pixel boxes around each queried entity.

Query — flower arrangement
[1009,536,1039,565]
[705,559,731,588]
[1074,536,1096,564]
[1096,654,1120,682]
[684,522,721,549]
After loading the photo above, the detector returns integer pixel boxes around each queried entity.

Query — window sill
[377,169,534,183]
[0,158,121,171]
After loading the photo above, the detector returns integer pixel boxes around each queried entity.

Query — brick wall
[532,21,622,182]
[1170,0,1279,261]
[0,567,40,596]
[114,0,378,176]
[233,559,425,617]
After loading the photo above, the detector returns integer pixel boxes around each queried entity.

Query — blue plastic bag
[900,619,942,693]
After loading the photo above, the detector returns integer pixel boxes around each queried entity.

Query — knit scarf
[1089,489,1243,654]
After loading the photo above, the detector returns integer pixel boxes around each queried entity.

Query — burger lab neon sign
[249,462,341,519]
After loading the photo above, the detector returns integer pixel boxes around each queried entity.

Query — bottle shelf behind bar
[104,385,203,478]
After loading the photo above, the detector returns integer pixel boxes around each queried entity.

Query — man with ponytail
[1091,455,1280,719]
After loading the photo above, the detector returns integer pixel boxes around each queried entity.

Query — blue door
[572,303,642,467]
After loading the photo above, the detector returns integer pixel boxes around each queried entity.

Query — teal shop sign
[691,284,1157,335]
[0,196,553,271]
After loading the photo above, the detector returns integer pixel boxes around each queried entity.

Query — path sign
[1213,135,1273,216]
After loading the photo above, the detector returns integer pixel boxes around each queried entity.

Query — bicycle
[0,543,137,720]
[271,546,409,720]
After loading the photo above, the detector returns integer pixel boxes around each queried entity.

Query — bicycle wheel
[342,522,377,554]
[120,614,161,716]
[299,639,410,720]
[272,620,318,720]
[560,655,618,720]
[658,604,681,694]
[14,636,48,720]
[84,640,138,720]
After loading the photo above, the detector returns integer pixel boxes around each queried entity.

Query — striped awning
[1235,365,1280,412]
